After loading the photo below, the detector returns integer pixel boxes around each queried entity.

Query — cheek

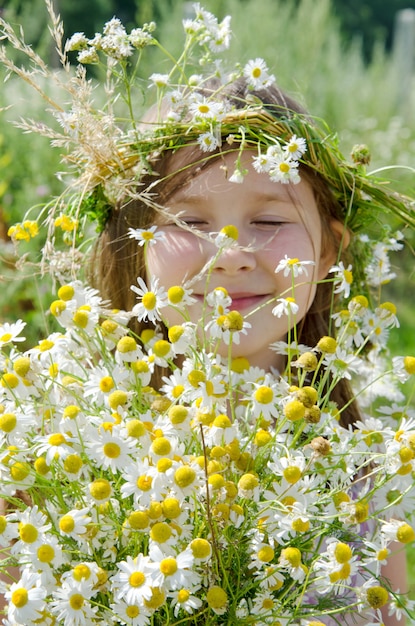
[265,227,318,268]
[146,233,204,286]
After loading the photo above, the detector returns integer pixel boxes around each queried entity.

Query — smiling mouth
[228,294,270,311]
[192,292,272,312]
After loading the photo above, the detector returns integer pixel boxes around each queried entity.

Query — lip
[194,292,270,311]
[228,294,270,311]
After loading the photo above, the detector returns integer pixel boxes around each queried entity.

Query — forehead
[166,149,317,210]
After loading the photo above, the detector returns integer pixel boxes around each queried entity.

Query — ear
[318,219,350,279]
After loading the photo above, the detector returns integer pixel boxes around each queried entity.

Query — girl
[89,77,411,624]
[1,5,414,625]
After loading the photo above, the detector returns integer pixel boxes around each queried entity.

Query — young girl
[89,77,411,625]
[1,5,414,625]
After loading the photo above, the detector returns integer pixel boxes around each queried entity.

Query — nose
[212,244,257,275]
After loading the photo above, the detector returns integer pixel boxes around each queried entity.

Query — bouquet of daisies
[1,230,415,625]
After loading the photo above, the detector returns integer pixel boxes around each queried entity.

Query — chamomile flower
[0,320,26,347]
[243,58,275,89]
[206,310,251,345]
[131,277,168,323]
[330,261,353,298]
[128,225,165,247]
[120,459,158,506]
[269,157,301,184]
[150,545,194,591]
[284,135,307,159]
[33,431,74,465]
[6,570,47,624]
[189,95,224,121]
[275,255,315,277]
[250,376,281,420]
[169,586,203,616]
[197,131,221,152]
[87,428,136,471]
[58,508,92,539]
[50,580,98,625]
[272,297,300,318]
[110,598,152,625]
[111,554,157,604]
[149,73,169,88]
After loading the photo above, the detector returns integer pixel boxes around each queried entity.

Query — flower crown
[1,1,414,269]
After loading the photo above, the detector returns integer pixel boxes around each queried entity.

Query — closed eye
[252,219,286,228]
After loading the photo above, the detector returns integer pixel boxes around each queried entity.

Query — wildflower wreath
[1,2,415,626]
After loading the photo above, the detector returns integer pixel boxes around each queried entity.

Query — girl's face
[147,151,337,371]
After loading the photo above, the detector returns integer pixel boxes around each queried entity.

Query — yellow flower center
[254,386,273,404]
[396,523,415,544]
[63,454,83,474]
[10,461,30,481]
[13,357,31,377]
[37,544,55,563]
[281,547,301,567]
[103,442,121,459]
[73,564,91,581]
[168,405,188,424]
[129,571,146,587]
[177,589,190,603]
[0,413,16,433]
[168,325,184,343]
[366,586,389,609]
[212,414,231,428]
[142,292,157,310]
[257,545,274,562]
[49,433,66,447]
[136,475,153,491]
[206,586,228,609]
[150,522,172,543]
[58,285,75,301]
[334,542,352,563]
[220,224,239,240]
[59,515,75,533]
[284,400,306,421]
[174,466,196,488]
[162,497,181,519]
[144,587,165,609]
[160,557,177,576]
[19,523,38,543]
[167,286,185,304]
[69,593,85,610]
[108,390,128,409]
[190,538,211,559]
[89,478,111,501]
[238,473,259,491]
[128,511,149,530]
[117,336,138,353]
[73,310,89,328]
[283,465,302,484]
[11,588,28,608]
[126,605,140,618]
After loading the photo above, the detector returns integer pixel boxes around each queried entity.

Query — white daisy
[5,570,46,624]
[131,277,168,323]
[0,320,26,347]
[274,255,315,277]
[272,297,299,318]
[111,554,157,604]
[243,58,275,89]
[128,225,165,247]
